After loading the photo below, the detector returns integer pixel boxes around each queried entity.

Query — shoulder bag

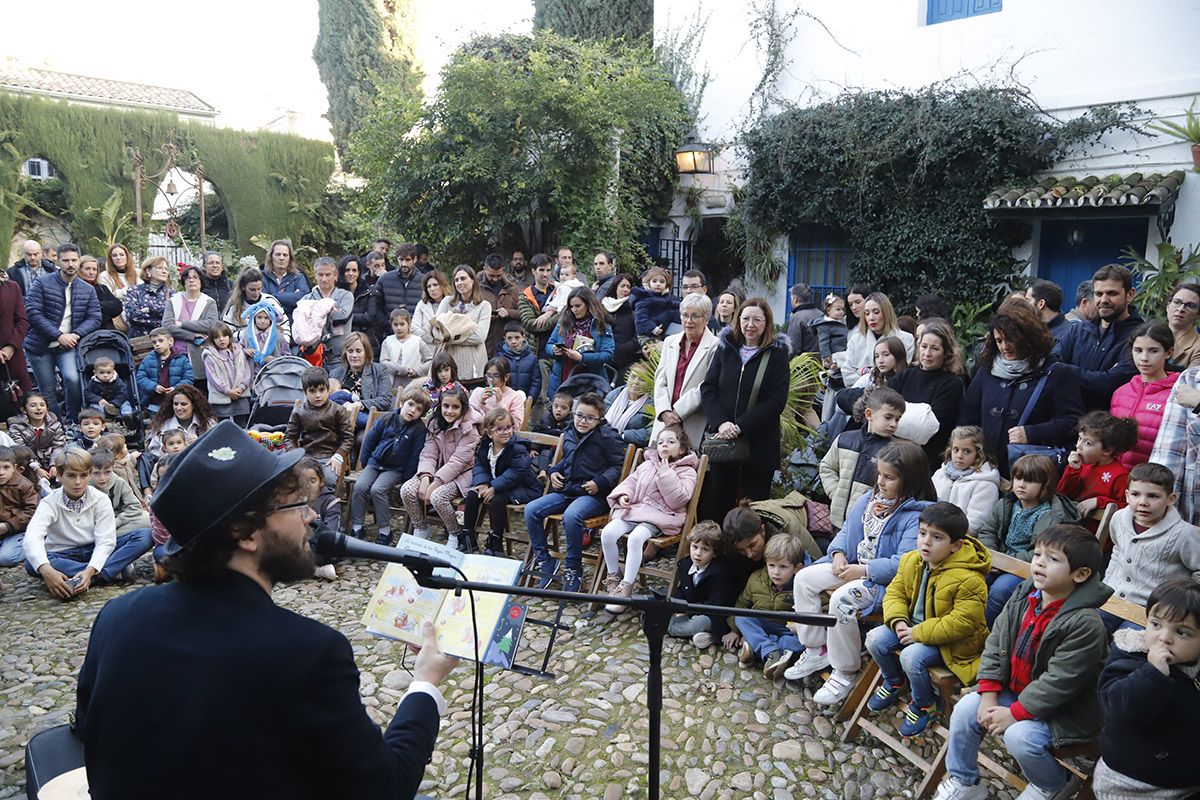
[700,350,772,464]
[1006,363,1069,469]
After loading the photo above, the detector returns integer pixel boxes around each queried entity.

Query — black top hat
[152,420,306,555]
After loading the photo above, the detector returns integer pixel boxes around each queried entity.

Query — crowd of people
[2,235,1199,799]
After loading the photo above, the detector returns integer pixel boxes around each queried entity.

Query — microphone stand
[412,569,836,800]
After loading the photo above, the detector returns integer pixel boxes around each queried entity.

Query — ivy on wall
[0,94,334,257]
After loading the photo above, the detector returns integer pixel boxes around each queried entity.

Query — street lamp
[674,138,714,175]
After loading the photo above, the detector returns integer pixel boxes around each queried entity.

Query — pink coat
[1111,372,1180,470]
[469,385,528,430]
[607,450,699,537]
[416,407,482,491]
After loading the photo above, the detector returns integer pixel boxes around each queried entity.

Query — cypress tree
[532,0,653,44]
[313,0,422,166]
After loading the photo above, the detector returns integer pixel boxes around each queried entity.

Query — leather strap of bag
[745,351,772,412]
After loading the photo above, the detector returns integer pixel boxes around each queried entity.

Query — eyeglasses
[485,372,502,380]
[680,313,706,321]
[1170,298,1200,312]
[267,499,310,515]
[573,412,600,423]
[492,425,514,434]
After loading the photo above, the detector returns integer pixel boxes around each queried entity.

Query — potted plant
[1121,241,1200,318]
[1148,98,1200,171]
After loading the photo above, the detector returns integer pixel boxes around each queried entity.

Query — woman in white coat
[834,292,914,380]
[651,292,719,447]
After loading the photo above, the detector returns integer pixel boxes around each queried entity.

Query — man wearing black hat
[74,420,457,799]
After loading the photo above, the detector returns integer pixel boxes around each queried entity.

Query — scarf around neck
[990,356,1036,381]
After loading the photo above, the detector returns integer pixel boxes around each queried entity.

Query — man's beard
[258,525,315,584]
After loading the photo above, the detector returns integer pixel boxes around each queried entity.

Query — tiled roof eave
[983,170,1186,213]
[2,84,218,117]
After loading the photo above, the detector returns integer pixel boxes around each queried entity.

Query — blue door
[1038,218,1148,297]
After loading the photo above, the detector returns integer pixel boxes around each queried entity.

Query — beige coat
[431,298,492,380]
[651,327,718,446]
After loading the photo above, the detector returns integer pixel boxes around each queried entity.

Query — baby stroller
[246,355,310,430]
[76,330,144,448]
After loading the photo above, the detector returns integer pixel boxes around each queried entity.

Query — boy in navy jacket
[135,328,194,411]
[350,387,431,545]
[669,521,737,649]
[496,322,541,400]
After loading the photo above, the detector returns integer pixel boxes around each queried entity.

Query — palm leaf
[782,352,823,453]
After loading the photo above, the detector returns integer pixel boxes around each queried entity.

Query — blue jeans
[24,529,153,582]
[0,533,25,567]
[864,625,945,708]
[946,689,1068,792]
[523,491,607,571]
[986,572,1025,626]
[737,616,802,659]
[28,347,82,420]
[90,401,133,416]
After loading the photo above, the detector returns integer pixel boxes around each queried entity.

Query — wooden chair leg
[915,737,950,799]
[837,660,880,726]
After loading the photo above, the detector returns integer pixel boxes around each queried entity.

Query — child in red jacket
[1057,411,1137,531]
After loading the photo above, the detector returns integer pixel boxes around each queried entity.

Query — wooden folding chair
[499,432,564,559]
[520,395,533,431]
[339,408,389,531]
[1094,502,1117,550]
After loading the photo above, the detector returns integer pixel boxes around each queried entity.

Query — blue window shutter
[927,0,1001,25]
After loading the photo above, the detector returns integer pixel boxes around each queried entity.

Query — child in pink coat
[398,385,481,547]
[468,357,528,431]
[599,425,699,613]
[1111,321,1180,469]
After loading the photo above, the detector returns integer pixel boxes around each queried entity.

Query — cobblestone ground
[0,556,1027,800]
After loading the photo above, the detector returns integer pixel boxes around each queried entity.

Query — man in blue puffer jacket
[23,243,101,420]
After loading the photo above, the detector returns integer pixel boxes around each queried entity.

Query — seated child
[23,447,152,599]
[461,407,542,555]
[0,445,39,568]
[545,261,585,314]
[143,430,188,502]
[470,357,528,430]
[529,390,573,472]
[932,525,1109,800]
[603,383,652,447]
[1094,579,1200,799]
[1057,410,1137,528]
[420,352,464,409]
[631,266,681,339]
[788,441,936,705]
[932,425,1001,532]
[380,308,432,388]
[284,367,355,486]
[96,434,139,501]
[819,387,905,529]
[496,321,541,402]
[864,502,991,736]
[76,408,107,449]
[240,301,290,374]
[524,391,625,594]
[977,454,1082,625]
[835,337,908,418]
[84,356,133,421]
[721,532,808,679]
[147,451,179,582]
[399,386,480,547]
[89,448,151,566]
[350,387,431,545]
[1101,462,1200,632]
[1111,320,1179,470]
[296,456,339,581]
[135,327,195,412]
[600,425,698,611]
[667,521,737,649]
[10,445,44,499]
[7,392,67,493]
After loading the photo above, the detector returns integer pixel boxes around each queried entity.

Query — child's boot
[460,532,478,553]
[483,530,504,556]
[374,528,392,546]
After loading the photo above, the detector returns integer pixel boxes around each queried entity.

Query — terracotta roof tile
[0,65,216,115]
[984,171,1186,209]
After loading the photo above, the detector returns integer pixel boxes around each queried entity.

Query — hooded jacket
[1053,310,1144,410]
[416,406,482,491]
[550,421,625,497]
[820,494,932,612]
[932,462,1002,533]
[819,428,893,529]
[699,328,791,466]
[607,449,699,537]
[469,435,542,504]
[975,492,1082,561]
[136,350,195,405]
[631,286,680,337]
[497,342,541,400]
[882,536,992,684]
[1110,371,1181,469]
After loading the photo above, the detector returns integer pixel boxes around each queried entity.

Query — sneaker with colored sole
[532,555,559,589]
[898,703,936,736]
[783,648,830,681]
[867,680,907,712]
[812,668,859,705]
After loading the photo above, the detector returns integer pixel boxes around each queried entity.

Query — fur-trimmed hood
[715,325,792,357]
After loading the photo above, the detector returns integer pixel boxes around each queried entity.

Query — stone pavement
[0,558,1027,799]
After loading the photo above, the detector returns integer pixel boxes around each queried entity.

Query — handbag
[700,350,771,464]
[1006,364,1069,469]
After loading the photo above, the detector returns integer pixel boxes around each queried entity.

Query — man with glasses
[523,392,625,593]
[74,421,457,799]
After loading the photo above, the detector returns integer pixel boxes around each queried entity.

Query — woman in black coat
[337,255,377,345]
[603,273,641,382]
[699,297,791,522]
[958,298,1082,476]
[80,256,125,331]
[888,317,966,465]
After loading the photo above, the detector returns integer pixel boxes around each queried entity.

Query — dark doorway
[694,217,741,296]
[1038,218,1148,298]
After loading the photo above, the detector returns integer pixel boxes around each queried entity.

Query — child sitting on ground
[0,445,39,569]
[461,407,542,555]
[399,385,480,547]
[96,434,139,502]
[976,453,1083,626]
[380,308,431,388]
[135,327,194,413]
[10,446,42,498]
[8,392,66,494]
[143,430,188,502]
[722,533,808,679]
[1058,410,1137,529]
[667,521,737,649]
[496,322,541,402]
[600,425,698,612]
[76,408,107,449]
[350,387,430,545]
[1094,579,1200,799]
[284,367,355,486]
[631,266,681,339]
[932,426,1001,533]
[23,447,152,600]
[788,441,936,704]
[931,525,1110,800]
[864,502,991,736]
[89,448,150,569]
[296,456,339,581]
[1101,462,1200,632]
[469,357,528,430]
[819,387,905,530]
[84,355,133,422]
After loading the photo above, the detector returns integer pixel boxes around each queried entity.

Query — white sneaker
[691,631,714,649]
[932,776,987,800]
[783,648,830,681]
[1015,778,1077,800]
[313,564,337,581]
[447,534,459,550]
[812,669,859,705]
[412,527,432,540]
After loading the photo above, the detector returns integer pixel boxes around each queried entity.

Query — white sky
[0,0,534,139]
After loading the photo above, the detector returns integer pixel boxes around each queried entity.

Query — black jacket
[700,329,792,465]
[888,366,966,463]
[470,436,542,504]
[551,422,625,496]
[76,571,440,800]
[371,269,425,341]
[7,258,56,295]
[608,300,641,371]
[1052,310,1143,410]
[200,274,233,314]
[92,281,124,330]
[672,556,737,637]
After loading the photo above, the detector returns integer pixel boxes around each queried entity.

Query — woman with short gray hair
[651,292,718,447]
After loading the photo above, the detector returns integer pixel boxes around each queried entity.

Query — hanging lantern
[674,138,714,175]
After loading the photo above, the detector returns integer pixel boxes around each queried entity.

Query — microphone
[312,530,454,575]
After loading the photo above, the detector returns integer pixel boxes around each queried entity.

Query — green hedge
[0,94,334,256]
